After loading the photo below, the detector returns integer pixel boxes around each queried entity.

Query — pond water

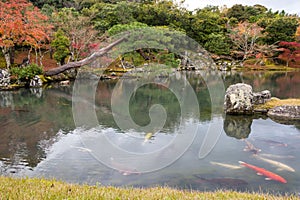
[0,70,299,195]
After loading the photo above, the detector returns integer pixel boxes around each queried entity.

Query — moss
[255,98,300,110]
[0,177,298,200]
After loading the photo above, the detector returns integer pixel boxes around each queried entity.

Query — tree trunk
[44,37,126,76]
[2,47,11,69]
[9,47,15,66]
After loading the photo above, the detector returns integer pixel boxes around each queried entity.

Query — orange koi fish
[239,161,287,184]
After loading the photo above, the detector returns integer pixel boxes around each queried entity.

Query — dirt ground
[14,50,58,71]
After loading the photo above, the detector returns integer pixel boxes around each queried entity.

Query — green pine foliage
[10,64,43,82]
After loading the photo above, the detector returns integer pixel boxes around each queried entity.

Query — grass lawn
[0,176,299,200]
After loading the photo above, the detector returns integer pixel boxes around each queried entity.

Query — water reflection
[224,115,253,139]
[0,71,299,194]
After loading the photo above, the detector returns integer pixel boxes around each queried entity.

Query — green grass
[0,176,299,200]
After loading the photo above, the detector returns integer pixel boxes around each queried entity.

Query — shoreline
[0,176,298,199]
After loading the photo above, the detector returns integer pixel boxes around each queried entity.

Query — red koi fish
[239,161,287,184]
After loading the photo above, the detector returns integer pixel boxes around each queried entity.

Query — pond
[0,70,299,195]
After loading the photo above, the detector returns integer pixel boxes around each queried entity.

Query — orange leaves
[296,25,300,42]
[229,21,264,60]
[235,22,263,38]
[0,0,52,48]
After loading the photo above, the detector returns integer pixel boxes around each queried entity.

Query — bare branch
[44,37,126,76]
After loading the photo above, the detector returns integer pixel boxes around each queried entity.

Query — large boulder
[268,106,300,122]
[224,83,254,114]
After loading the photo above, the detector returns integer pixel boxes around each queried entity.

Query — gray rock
[268,106,300,121]
[224,83,254,114]
[0,69,10,87]
[253,90,271,105]
[29,75,43,87]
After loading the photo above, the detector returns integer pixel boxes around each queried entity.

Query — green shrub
[10,64,43,82]
[157,53,180,68]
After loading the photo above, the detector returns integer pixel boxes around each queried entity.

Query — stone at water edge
[29,75,43,87]
[224,83,254,114]
[253,90,271,105]
[0,69,11,87]
[268,106,300,121]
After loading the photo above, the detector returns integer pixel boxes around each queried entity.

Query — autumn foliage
[0,0,52,67]
[278,41,300,67]
[296,25,300,42]
[229,22,263,60]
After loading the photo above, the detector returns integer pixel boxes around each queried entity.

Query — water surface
[0,71,299,194]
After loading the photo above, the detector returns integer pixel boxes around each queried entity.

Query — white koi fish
[210,161,242,170]
[254,155,295,172]
[71,146,92,153]
[259,153,295,159]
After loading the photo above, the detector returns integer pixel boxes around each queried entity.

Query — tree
[52,8,98,62]
[188,7,223,46]
[204,33,231,55]
[278,41,300,67]
[263,17,299,44]
[228,22,263,60]
[88,2,135,33]
[51,30,70,65]
[226,4,267,22]
[296,25,300,42]
[254,44,279,65]
[45,37,126,75]
[30,0,76,9]
[0,0,51,68]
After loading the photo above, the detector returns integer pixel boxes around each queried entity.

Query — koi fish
[110,157,141,176]
[210,161,242,170]
[143,132,155,144]
[255,138,288,147]
[239,161,287,184]
[254,155,295,172]
[193,175,248,187]
[71,146,92,153]
[259,153,295,159]
[243,140,261,154]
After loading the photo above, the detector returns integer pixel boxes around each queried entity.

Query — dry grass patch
[255,98,300,110]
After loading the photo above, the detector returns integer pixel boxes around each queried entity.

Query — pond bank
[224,83,300,124]
[0,177,298,200]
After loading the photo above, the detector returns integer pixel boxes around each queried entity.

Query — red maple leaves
[0,0,52,49]
[278,41,300,67]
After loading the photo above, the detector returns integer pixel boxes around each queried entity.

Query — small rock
[253,90,271,105]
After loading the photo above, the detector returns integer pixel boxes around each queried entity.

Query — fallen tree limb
[44,37,126,76]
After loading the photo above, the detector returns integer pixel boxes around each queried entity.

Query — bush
[10,64,43,82]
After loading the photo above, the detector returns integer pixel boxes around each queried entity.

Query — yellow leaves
[296,24,300,42]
